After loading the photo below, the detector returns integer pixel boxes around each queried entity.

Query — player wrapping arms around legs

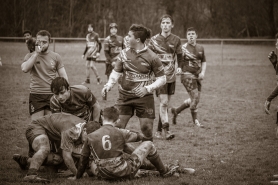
[148,14,183,140]
[172,27,206,127]
[82,24,102,85]
[71,106,180,181]
[264,33,278,137]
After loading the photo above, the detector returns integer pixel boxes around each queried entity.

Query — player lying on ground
[171,27,206,128]
[13,113,100,183]
[71,106,181,181]
[50,77,101,123]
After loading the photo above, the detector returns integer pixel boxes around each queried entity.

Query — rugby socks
[27,168,38,176]
[191,110,197,123]
[157,115,162,132]
[176,101,190,114]
[147,151,167,175]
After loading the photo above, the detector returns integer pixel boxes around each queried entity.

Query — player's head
[26,37,36,52]
[50,77,70,103]
[102,106,119,124]
[88,24,93,33]
[36,30,51,52]
[186,27,198,44]
[84,121,101,135]
[160,14,174,33]
[23,30,32,41]
[109,23,118,35]
[128,24,151,48]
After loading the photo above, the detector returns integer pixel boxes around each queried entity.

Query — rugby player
[73,106,180,180]
[13,113,100,183]
[172,27,206,127]
[23,30,33,52]
[264,33,278,136]
[101,24,166,142]
[103,23,124,80]
[82,24,102,85]
[21,30,68,121]
[50,77,101,123]
[148,14,183,140]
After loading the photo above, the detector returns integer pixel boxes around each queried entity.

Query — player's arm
[268,51,278,69]
[104,38,112,62]
[58,67,68,82]
[265,85,278,114]
[119,128,144,143]
[21,52,39,73]
[50,96,61,113]
[76,139,90,179]
[55,54,68,82]
[198,47,207,80]
[62,149,77,175]
[85,89,101,122]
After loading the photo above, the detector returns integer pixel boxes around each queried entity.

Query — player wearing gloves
[103,23,124,80]
[101,24,166,142]
[171,27,206,127]
[82,24,102,85]
[73,106,180,180]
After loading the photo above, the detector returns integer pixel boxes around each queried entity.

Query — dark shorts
[115,95,155,119]
[156,81,176,96]
[29,93,52,115]
[86,57,96,61]
[181,75,202,92]
[25,124,47,157]
[105,63,113,76]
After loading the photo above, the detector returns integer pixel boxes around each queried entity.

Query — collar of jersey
[135,44,148,54]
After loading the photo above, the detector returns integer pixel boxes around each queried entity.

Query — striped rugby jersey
[148,33,182,83]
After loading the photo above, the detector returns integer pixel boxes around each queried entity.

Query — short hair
[186,27,197,34]
[109,23,118,29]
[23,30,32,35]
[160,14,174,24]
[88,24,93,27]
[26,37,36,52]
[129,24,151,43]
[36,30,51,42]
[85,121,101,134]
[50,77,69,95]
[103,106,119,123]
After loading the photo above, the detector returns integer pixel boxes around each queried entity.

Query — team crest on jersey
[145,108,154,115]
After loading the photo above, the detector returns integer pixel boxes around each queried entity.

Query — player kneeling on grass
[50,77,101,123]
[71,106,180,181]
[13,113,100,183]
[265,33,278,137]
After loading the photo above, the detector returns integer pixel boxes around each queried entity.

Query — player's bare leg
[139,118,154,141]
[24,134,51,183]
[90,61,101,84]
[188,89,203,127]
[159,94,174,140]
[133,141,179,177]
[83,60,91,84]
[115,115,132,129]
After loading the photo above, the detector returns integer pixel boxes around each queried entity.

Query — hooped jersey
[84,31,100,58]
[148,33,182,83]
[114,46,164,99]
[31,113,86,152]
[104,35,124,63]
[50,85,97,121]
[181,43,206,78]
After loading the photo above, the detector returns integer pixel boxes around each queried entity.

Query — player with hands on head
[21,30,68,121]
[172,27,206,127]
[102,24,166,143]
[82,24,102,85]
[73,106,180,181]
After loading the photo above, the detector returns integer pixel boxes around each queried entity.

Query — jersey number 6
[102,135,112,150]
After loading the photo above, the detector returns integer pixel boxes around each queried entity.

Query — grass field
[1,41,278,185]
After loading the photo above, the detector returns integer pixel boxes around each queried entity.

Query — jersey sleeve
[113,50,125,73]
[119,128,140,143]
[50,96,61,113]
[151,56,165,78]
[176,38,183,54]
[148,37,155,52]
[55,53,64,70]
[60,130,75,152]
[201,46,206,63]
[81,138,91,157]
[84,88,97,109]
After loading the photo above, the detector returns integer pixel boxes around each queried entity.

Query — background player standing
[21,30,68,120]
[103,23,124,80]
[101,24,166,142]
[148,14,183,140]
[82,24,102,85]
[173,27,206,127]
[23,30,34,53]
